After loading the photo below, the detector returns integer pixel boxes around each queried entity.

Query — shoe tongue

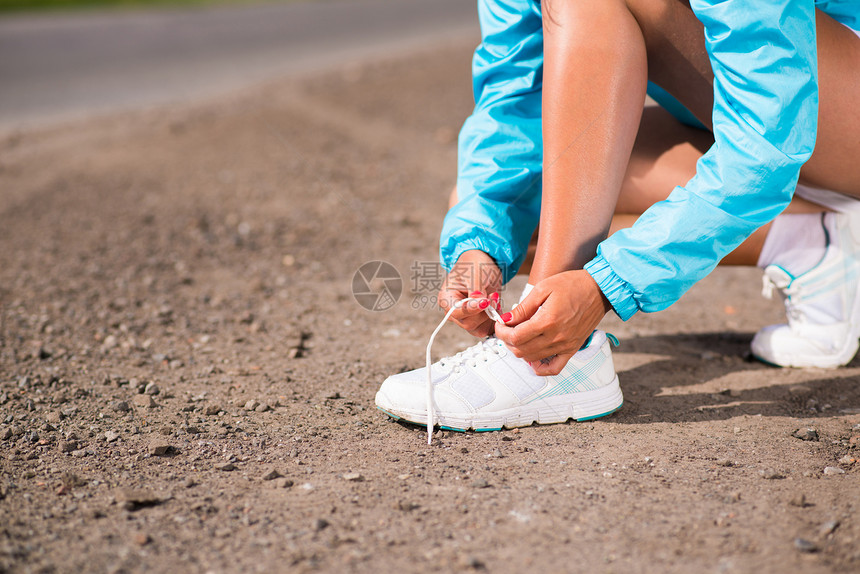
[764,264,794,288]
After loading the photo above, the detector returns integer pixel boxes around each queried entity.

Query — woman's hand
[494,270,612,375]
[438,250,503,337]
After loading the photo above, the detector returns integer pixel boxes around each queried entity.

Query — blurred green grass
[0,0,302,13]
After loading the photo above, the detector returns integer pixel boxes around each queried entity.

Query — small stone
[789,494,807,507]
[848,435,860,446]
[838,455,856,465]
[112,400,130,413]
[243,399,260,411]
[255,403,270,413]
[216,463,235,472]
[794,538,819,553]
[823,466,845,475]
[471,478,491,489]
[184,477,197,488]
[116,488,164,510]
[759,469,785,480]
[0,428,11,440]
[133,395,156,408]
[59,440,78,453]
[458,555,486,570]
[133,533,151,546]
[148,440,172,456]
[104,430,120,443]
[274,478,294,489]
[204,404,221,416]
[818,520,840,537]
[262,469,282,481]
[715,459,733,467]
[490,449,503,458]
[312,518,329,531]
[792,428,819,441]
[144,382,160,396]
[342,472,365,482]
[715,491,739,504]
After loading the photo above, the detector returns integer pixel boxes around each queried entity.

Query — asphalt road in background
[0,0,478,130]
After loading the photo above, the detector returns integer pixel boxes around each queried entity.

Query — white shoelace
[426,298,503,444]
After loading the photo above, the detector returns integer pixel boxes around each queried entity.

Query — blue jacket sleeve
[586,0,819,320]
[439,0,543,283]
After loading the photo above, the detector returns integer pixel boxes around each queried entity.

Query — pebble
[262,469,282,481]
[397,501,419,512]
[133,395,156,408]
[789,494,807,508]
[794,538,819,553]
[59,440,78,453]
[471,478,491,489]
[759,469,785,480]
[255,403,270,413]
[45,411,63,425]
[342,472,365,482]
[715,459,733,467]
[116,488,164,511]
[818,520,840,537]
[148,440,172,456]
[184,477,197,488]
[243,399,260,411]
[112,401,130,413]
[133,533,151,546]
[204,404,221,416]
[104,430,119,443]
[144,382,160,396]
[823,466,845,475]
[1,428,12,440]
[791,428,819,441]
[274,478,294,489]
[838,455,856,465]
[458,555,486,570]
[216,463,236,472]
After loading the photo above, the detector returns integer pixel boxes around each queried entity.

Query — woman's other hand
[494,270,611,375]
[438,250,503,337]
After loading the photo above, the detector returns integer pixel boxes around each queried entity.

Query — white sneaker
[375,331,623,431]
[752,213,860,368]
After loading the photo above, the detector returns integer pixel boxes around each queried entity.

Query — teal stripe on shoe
[575,402,623,421]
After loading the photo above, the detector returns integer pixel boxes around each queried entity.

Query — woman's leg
[529,0,860,286]
[527,0,647,284]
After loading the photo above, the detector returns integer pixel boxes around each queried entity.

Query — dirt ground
[1,40,859,574]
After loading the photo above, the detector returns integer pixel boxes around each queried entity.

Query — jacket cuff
[584,255,639,321]
[441,234,520,284]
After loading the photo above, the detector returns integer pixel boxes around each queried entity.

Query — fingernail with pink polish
[500,312,512,323]
[470,291,482,297]
[478,300,489,309]
[490,292,499,301]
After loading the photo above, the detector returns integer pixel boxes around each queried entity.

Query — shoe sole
[377,376,623,432]
[751,282,860,368]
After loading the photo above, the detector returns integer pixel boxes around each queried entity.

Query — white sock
[758,213,827,276]
[518,283,534,304]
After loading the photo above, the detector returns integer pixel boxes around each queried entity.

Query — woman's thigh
[801,13,860,195]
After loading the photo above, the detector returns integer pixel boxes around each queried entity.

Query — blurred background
[0,0,478,130]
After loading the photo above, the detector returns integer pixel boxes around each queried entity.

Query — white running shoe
[751,213,860,368]
[375,331,623,431]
